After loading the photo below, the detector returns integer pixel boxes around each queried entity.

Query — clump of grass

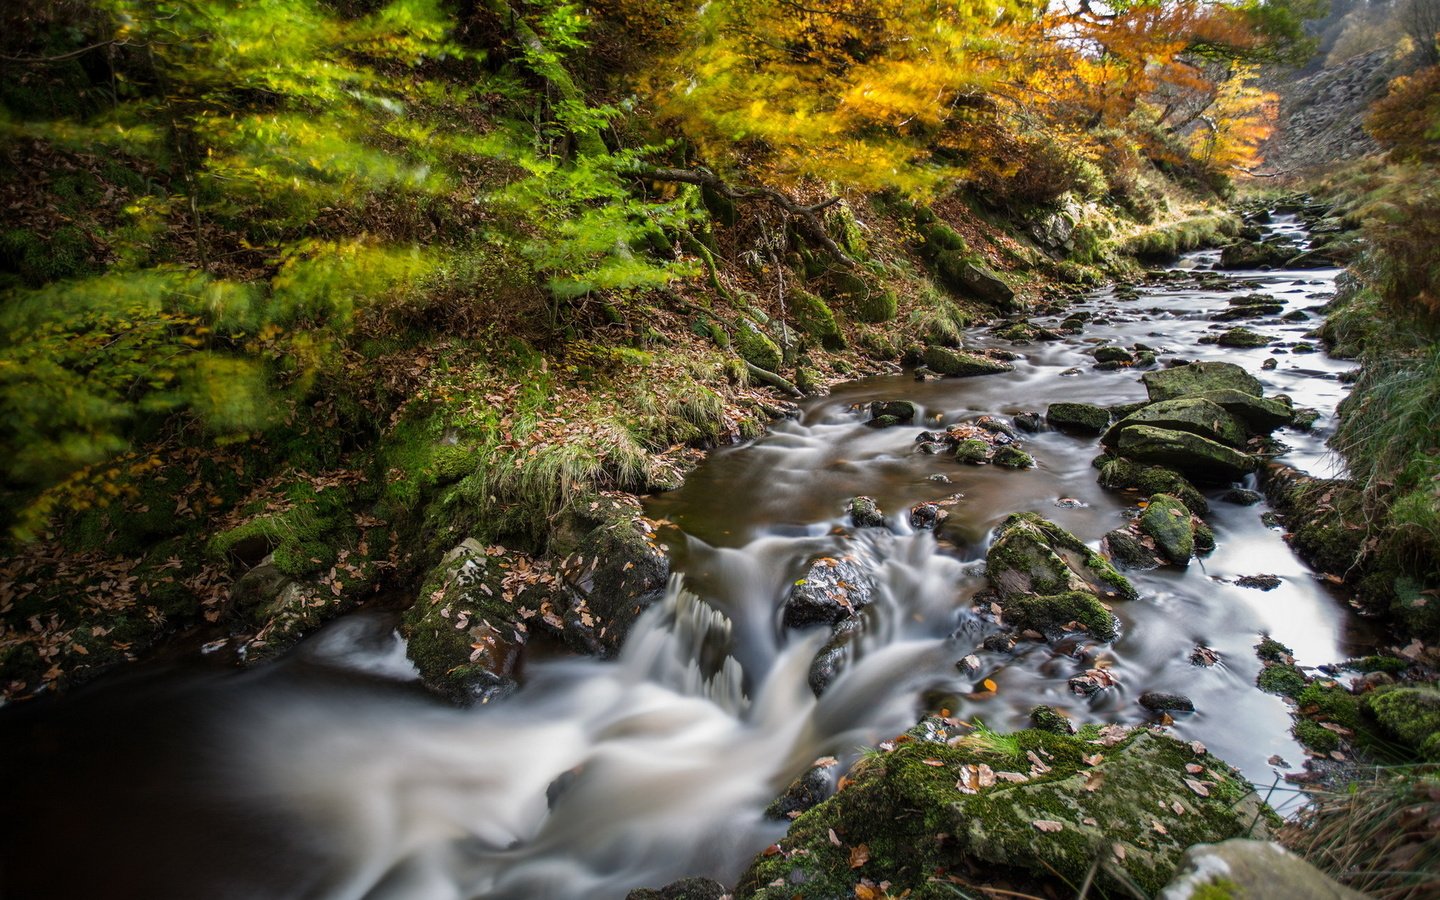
[1282,769,1440,900]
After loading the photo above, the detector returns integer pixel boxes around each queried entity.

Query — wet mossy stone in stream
[1162,839,1369,900]
[734,318,782,372]
[765,757,839,820]
[736,726,1273,900]
[1363,684,1440,761]
[955,438,991,464]
[1193,388,1293,433]
[992,445,1035,469]
[1097,456,1209,515]
[1103,398,1248,450]
[1115,425,1256,483]
[921,346,1014,377]
[1103,527,1162,570]
[627,876,730,900]
[1218,327,1273,348]
[1047,401,1110,434]
[1029,705,1075,734]
[985,512,1137,604]
[403,539,523,705]
[808,617,862,696]
[848,496,886,528]
[1139,493,1202,566]
[1002,590,1117,640]
[1139,691,1195,713]
[1142,361,1263,403]
[867,399,915,425]
[784,554,876,629]
[1093,345,1134,364]
[556,497,671,654]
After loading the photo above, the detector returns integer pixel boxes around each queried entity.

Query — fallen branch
[744,361,804,398]
[635,165,858,269]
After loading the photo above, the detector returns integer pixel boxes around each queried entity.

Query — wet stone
[1236,574,1282,591]
[1221,488,1264,506]
[764,758,838,820]
[848,496,885,528]
[1139,691,1195,713]
[783,555,876,629]
[1013,411,1043,432]
[909,502,948,530]
[868,399,916,425]
[1047,401,1110,433]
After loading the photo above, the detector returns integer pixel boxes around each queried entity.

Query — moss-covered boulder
[1103,527,1162,570]
[556,498,671,653]
[1047,401,1110,434]
[822,268,897,323]
[1142,361,1263,403]
[737,725,1273,899]
[986,512,1137,604]
[403,539,524,704]
[1218,327,1273,348]
[1103,398,1248,450]
[1363,684,1440,761]
[1139,494,1201,566]
[921,346,1014,377]
[627,876,730,900]
[955,438,990,464]
[849,496,886,528]
[735,319,783,372]
[1097,456,1209,514]
[1193,388,1294,433]
[1220,239,1297,269]
[789,288,845,350]
[993,445,1035,469]
[1161,839,1369,900]
[784,554,876,629]
[868,400,916,425]
[1002,590,1117,640]
[1115,425,1257,483]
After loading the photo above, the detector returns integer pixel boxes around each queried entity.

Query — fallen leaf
[1184,778,1210,797]
[828,828,842,847]
[849,844,871,869]
[1032,820,1064,832]
[1113,842,1127,861]
[922,758,945,767]
[762,843,781,857]
[982,678,998,692]
[1189,740,1206,755]
[1172,800,1185,815]
[1185,763,1204,774]
[1153,820,1169,835]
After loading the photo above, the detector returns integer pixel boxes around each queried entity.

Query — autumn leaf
[1032,820,1064,832]
[849,843,871,869]
[982,678,998,692]
[1184,778,1210,797]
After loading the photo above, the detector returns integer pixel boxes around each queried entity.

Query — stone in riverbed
[1138,493,1203,566]
[986,512,1136,604]
[1102,397,1248,449]
[1221,488,1264,505]
[1193,388,1293,432]
[1094,345,1134,364]
[1103,527,1161,570]
[764,757,839,820]
[1115,424,1257,483]
[1236,574,1281,590]
[921,346,1015,377]
[1013,411,1043,432]
[1142,361,1263,402]
[1000,590,1117,640]
[868,399,916,425]
[1159,839,1368,900]
[1097,455,1209,514]
[955,438,991,464]
[992,445,1035,468]
[1218,327,1272,348]
[783,554,876,629]
[910,502,948,529]
[1139,690,1195,713]
[1047,401,1110,433]
[848,496,885,528]
[626,877,730,900]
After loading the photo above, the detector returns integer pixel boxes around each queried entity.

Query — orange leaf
[849,843,871,869]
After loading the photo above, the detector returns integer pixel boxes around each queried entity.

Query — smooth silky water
[0,218,1377,899]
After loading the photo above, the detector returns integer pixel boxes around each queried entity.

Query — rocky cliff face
[1263,50,1399,171]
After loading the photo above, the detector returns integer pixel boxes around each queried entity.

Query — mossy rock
[1103,398,1248,450]
[402,539,524,704]
[1257,662,1307,698]
[1260,466,1366,578]
[992,446,1035,469]
[736,727,1272,899]
[1115,425,1256,483]
[921,346,1014,377]
[1002,590,1117,640]
[955,438,990,464]
[1093,345,1134,364]
[1097,456,1209,515]
[1192,388,1293,433]
[1139,494,1199,566]
[1104,527,1161,570]
[1047,401,1110,434]
[1217,327,1272,348]
[822,269,896,323]
[1142,362,1263,403]
[1363,684,1440,761]
[734,318,783,372]
[789,288,845,350]
[986,512,1137,603]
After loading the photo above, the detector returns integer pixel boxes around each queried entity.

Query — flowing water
[0,217,1378,899]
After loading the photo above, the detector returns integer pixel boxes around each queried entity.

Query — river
[0,216,1376,899]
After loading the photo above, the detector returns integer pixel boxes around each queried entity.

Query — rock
[1211,302,1285,321]
[1262,357,1278,370]
[1217,327,1272,348]
[561,498,672,653]
[1047,401,1110,433]
[1069,671,1118,696]
[738,727,1275,900]
[1013,411,1043,432]
[1103,398,1248,450]
[1159,839,1368,900]
[1290,407,1321,430]
[975,415,1020,439]
[627,876,730,900]
[1097,456,1208,514]
[808,618,861,695]
[955,438,990,464]
[1000,590,1118,640]
[985,512,1136,610]
[921,346,1015,377]
[1116,425,1257,483]
[765,758,838,820]
[784,555,876,629]
[1142,361,1263,402]
[848,496,885,528]
[1139,691,1195,713]
[992,446,1035,468]
[1029,705,1075,734]
[1103,527,1160,570]
[868,399,916,425]
[982,632,1017,653]
[1236,574,1281,591]
[1139,494,1201,566]
[909,502,948,530]
[1362,685,1440,761]
[1220,239,1298,269]
[228,557,293,621]
[403,540,523,704]
[1221,488,1264,505]
[1094,345,1134,364]
[1191,388,1293,433]
[734,318,782,372]
[958,261,1017,310]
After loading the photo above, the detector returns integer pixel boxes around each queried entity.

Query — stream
[0,216,1378,900]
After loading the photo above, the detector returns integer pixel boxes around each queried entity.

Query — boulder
[1047,401,1110,433]
[808,618,862,696]
[1102,398,1248,449]
[560,499,671,653]
[1220,239,1297,269]
[986,512,1136,603]
[848,496,885,528]
[1218,327,1272,348]
[1362,684,1440,761]
[737,726,1275,899]
[1116,425,1256,482]
[958,261,1017,310]
[1000,590,1117,640]
[955,438,990,464]
[1097,456,1208,514]
[1192,388,1293,433]
[1142,361,1263,402]
[921,346,1015,377]
[910,502,947,529]
[1103,527,1161,570]
[403,540,524,704]
[765,757,839,820]
[1138,494,1203,566]
[992,446,1035,469]
[868,399,916,425]
[627,877,730,900]
[1139,690,1195,713]
[783,555,876,629]
[1159,840,1367,900]
[1094,345,1134,364]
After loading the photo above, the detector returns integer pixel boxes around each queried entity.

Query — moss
[1297,683,1363,730]
[1029,705,1074,734]
[1294,719,1341,753]
[992,446,1034,469]
[1191,877,1241,900]
[734,319,783,372]
[0,225,97,286]
[1257,663,1307,698]
[1256,636,1293,663]
[955,438,990,464]
[788,288,845,350]
[1363,685,1440,761]
[921,346,1013,377]
[987,512,1137,603]
[1004,590,1117,640]
[1047,402,1109,433]
[1349,655,1411,675]
[208,481,356,578]
[1097,456,1209,515]
[1138,493,1196,565]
